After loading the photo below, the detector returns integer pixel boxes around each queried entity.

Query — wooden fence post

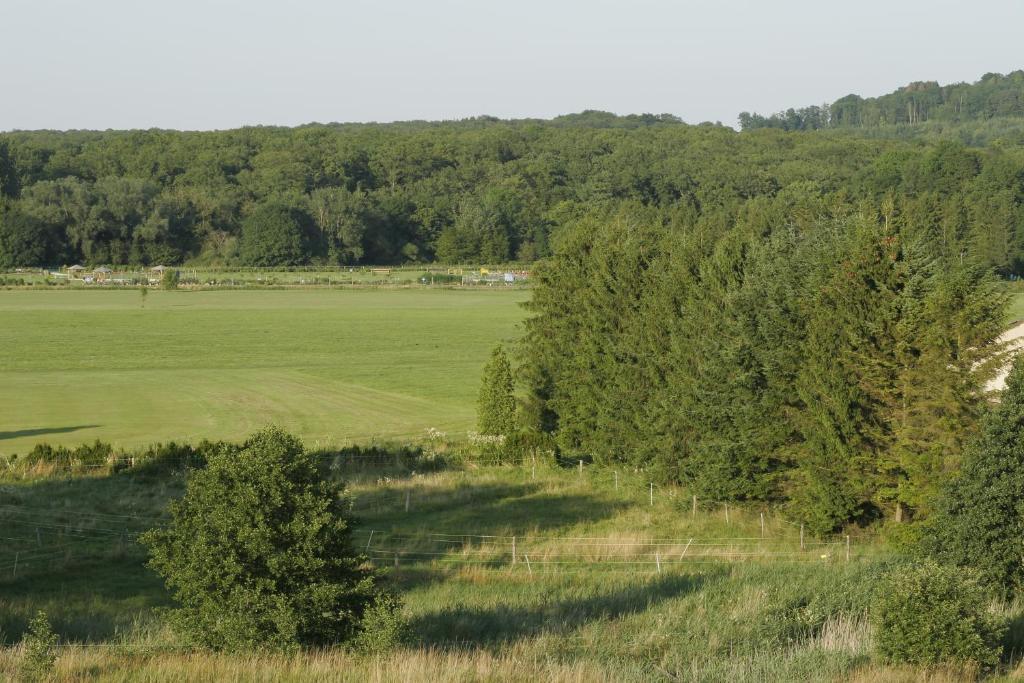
[649,482,654,506]
[800,524,804,551]
[760,512,765,538]
[512,536,517,565]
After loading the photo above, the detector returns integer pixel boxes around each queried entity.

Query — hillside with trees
[2,80,1024,272]
[740,70,1024,132]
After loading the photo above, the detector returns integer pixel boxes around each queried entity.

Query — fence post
[846,535,850,562]
[405,490,410,513]
[649,482,654,506]
[579,460,583,477]
[725,503,730,525]
[760,512,765,538]
[525,554,533,577]
[614,470,619,491]
[365,529,374,551]
[656,552,661,573]
[692,495,697,518]
[12,552,18,578]
[512,536,517,565]
[394,552,399,568]
[800,524,804,551]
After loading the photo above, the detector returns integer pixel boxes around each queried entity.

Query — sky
[2,0,1022,131]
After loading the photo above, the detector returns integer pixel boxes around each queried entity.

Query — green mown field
[0,289,528,456]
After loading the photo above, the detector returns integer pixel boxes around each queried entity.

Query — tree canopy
[2,75,1024,271]
[519,196,1008,532]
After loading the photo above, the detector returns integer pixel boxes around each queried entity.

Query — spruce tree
[922,357,1024,595]
[477,345,516,436]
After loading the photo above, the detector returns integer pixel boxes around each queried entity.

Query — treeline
[520,193,1008,533]
[740,70,1024,131]
[3,107,1024,271]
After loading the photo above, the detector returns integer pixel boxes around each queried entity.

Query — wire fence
[0,453,869,584]
[350,528,855,573]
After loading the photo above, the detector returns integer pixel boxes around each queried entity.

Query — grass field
[0,455,940,682]
[0,289,528,456]
[1,454,1016,681]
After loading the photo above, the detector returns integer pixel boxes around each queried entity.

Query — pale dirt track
[986,320,1024,392]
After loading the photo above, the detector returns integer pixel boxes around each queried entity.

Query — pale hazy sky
[2,0,1022,131]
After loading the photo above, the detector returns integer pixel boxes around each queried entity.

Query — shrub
[501,431,556,465]
[477,345,516,437]
[21,440,113,471]
[872,560,1005,669]
[140,427,387,651]
[19,610,58,682]
[349,594,408,654]
[161,269,180,290]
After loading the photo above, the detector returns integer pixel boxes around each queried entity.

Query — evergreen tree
[477,345,516,436]
[922,357,1024,595]
[140,427,390,650]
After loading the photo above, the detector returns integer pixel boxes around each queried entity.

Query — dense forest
[509,71,1024,534]
[740,70,1024,131]
[520,196,1008,533]
[2,72,1024,270]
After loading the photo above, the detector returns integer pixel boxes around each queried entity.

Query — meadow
[3,287,1024,680]
[0,288,527,456]
[2,452,992,682]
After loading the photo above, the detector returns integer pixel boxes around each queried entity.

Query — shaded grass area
[0,459,1016,680]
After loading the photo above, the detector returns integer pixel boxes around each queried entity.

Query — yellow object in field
[480,268,489,275]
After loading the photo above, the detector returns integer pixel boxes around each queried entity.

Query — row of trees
[3,103,1024,270]
[741,71,1024,131]
[519,194,1008,533]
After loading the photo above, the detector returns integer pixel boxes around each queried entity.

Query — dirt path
[985,320,1024,392]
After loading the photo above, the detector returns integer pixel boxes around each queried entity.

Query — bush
[140,427,388,651]
[161,269,180,290]
[20,440,113,471]
[872,560,1005,669]
[349,594,408,653]
[501,431,556,465]
[19,610,58,682]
